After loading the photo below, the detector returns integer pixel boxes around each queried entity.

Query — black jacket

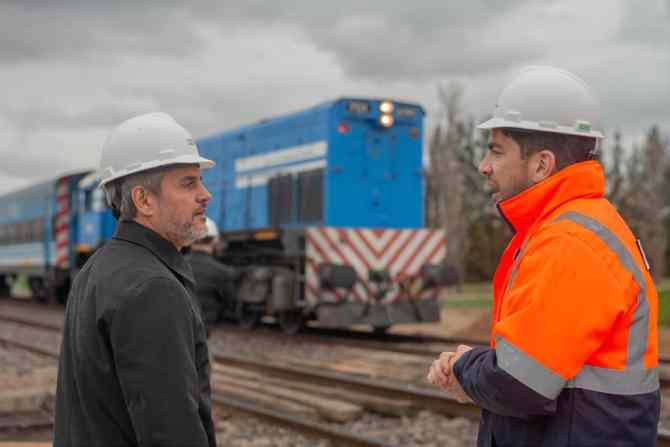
[185,250,237,325]
[54,220,216,447]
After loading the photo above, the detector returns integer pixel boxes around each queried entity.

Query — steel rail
[0,411,53,431]
[0,333,59,359]
[212,350,481,420]
[0,313,62,332]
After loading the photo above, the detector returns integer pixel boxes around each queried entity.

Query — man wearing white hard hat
[428,67,660,446]
[54,113,217,447]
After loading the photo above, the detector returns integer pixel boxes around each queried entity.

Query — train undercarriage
[216,226,454,334]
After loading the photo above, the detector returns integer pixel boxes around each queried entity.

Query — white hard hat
[99,112,214,187]
[205,217,219,240]
[478,66,604,139]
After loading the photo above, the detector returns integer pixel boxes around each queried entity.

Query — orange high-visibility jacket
[453,161,660,447]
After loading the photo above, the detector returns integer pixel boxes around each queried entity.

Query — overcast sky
[1,0,668,194]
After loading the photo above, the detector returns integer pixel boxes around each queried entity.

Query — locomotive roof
[198,96,424,143]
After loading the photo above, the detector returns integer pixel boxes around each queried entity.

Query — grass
[440,282,492,308]
[439,280,670,327]
[443,297,493,308]
[658,287,670,328]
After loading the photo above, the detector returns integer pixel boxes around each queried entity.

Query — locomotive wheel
[0,275,8,297]
[28,277,49,304]
[55,279,71,305]
[237,302,262,330]
[373,325,391,335]
[277,310,303,335]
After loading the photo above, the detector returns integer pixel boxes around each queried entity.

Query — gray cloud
[590,53,670,136]
[192,1,541,81]
[614,0,670,46]
[0,128,77,179]
[2,103,144,132]
[2,1,538,81]
[601,0,670,134]
[0,2,203,62]
[109,77,350,139]
[0,0,668,194]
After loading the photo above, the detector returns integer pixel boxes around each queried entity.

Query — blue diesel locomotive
[198,98,449,333]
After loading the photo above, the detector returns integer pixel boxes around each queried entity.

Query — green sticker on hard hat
[575,121,592,132]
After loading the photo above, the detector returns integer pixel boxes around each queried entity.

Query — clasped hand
[426,344,473,404]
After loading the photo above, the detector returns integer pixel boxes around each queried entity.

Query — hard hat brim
[477,117,604,139]
[98,155,215,187]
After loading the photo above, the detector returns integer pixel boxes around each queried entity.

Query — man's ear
[131,186,156,218]
[529,149,557,183]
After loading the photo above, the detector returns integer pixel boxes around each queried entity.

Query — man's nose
[198,184,212,203]
[478,156,491,177]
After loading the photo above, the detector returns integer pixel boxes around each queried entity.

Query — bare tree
[617,127,668,282]
[425,81,468,280]
[425,125,444,227]
[640,126,668,281]
[604,130,625,206]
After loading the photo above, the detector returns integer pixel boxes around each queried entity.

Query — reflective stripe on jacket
[453,161,660,447]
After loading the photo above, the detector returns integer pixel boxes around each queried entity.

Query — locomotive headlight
[379,100,394,114]
[379,114,394,128]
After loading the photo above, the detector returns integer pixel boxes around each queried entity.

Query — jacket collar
[113,220,195,285]
[497,160,605,235]
[187,249,211,258]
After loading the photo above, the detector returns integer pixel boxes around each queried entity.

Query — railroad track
[0,308,449,446]
[4,301,670,369]
[6,296,670,360]
[3,302,670,446]
[220,322,670,378]
[0,313,478,432]
[0,326,400,446]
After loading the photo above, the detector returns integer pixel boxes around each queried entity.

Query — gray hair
[103,166,170,220]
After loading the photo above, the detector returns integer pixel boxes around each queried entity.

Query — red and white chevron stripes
[54,179,70,269]
[305,227,446,304]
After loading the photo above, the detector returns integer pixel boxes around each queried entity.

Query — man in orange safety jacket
[427,66,660,447]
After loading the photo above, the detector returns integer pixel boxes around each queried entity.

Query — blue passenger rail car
[0,172,86,301]
[0,171,115,303]
[198,98,450,333]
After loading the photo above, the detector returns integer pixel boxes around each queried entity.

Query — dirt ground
[391,306,490,342]
[659,329,670,357]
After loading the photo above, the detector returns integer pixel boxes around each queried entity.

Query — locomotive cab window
[298,168,323,223]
